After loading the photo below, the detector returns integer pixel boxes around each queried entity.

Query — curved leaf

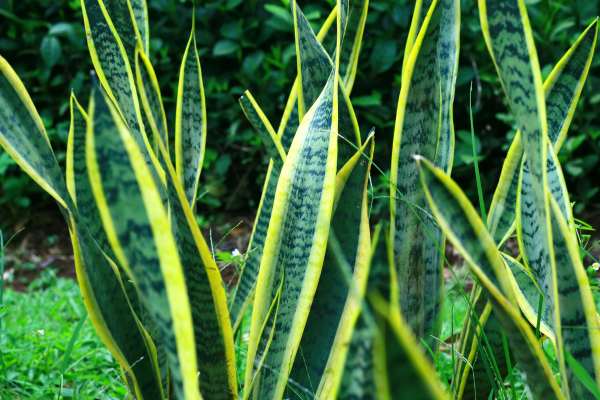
[417,157,564,399]
[85,87,200,400]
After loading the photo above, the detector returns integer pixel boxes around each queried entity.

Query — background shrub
[0,0,599,225]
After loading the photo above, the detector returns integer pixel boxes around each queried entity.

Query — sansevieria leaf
[479,0,558,343]
[66,94,165,399]
[154,135,238,399]
[229,93,284,329]
[337,223,389,400]
[129,0,150,53]
[230,1,367,330]
[390,0,459,344]
[0,56,71,210]
[175,19,207,206]
[549,196,600,399]
[135,45,169,156]
[244,69,339,399]
[453,20,598,398]
[85,87,200,400]
[81,0,148,150]
[417,157,564,399]
[289,135,374,399]
[488,19,598,245]
[372,297,450,400]
[293,1,362,163]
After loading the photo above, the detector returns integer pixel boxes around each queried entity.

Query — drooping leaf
[85,86,200,400]
[417,157,563,399]
[175,21,207,206]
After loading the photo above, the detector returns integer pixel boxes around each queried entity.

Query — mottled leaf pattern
[135,47,169,156]
[488,20,598,245]
[390,0,459,345]
[479,0,555,341]
[289,137,373,399]
[81,0,148,152]
[244,73,338,399]
[231,1,365,335]
[175,25,206,206]
[549,197,600,399]
[85,87,200,400]
[417,158,564,399]
[0,56,71,210]
[293,2,361,163]
[154,141,238,399]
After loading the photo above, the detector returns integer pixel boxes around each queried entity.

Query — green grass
[0,271,126,399]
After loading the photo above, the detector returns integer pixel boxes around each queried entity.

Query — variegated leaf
[289,136,374,399]
[417,157,564,399]
[85,87,200,400]
[390,0,459,346]
[488,20,598,245]
[0,56,71,210]
[135,46,169,157]
[175,22,207,206]
[244,71,339,399]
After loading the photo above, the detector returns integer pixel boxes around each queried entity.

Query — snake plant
[0,0,598,399]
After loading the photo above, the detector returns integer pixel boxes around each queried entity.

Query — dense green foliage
[1,0,600,223]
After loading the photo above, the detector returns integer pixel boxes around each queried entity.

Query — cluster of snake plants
[0,0,599,398]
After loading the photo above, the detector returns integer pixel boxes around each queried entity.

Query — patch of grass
[0,272,126,399]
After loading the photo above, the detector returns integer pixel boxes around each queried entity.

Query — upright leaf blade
[244,71,339,399]
[389,0,459,345]
[488,20,598,245]
[135,46,169,157]
[161,151,238,399]
[479,0,556,343]
[175,23,207,206]
[289,137,374,399]
[549,196,600,398]
[81,0,146,144]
